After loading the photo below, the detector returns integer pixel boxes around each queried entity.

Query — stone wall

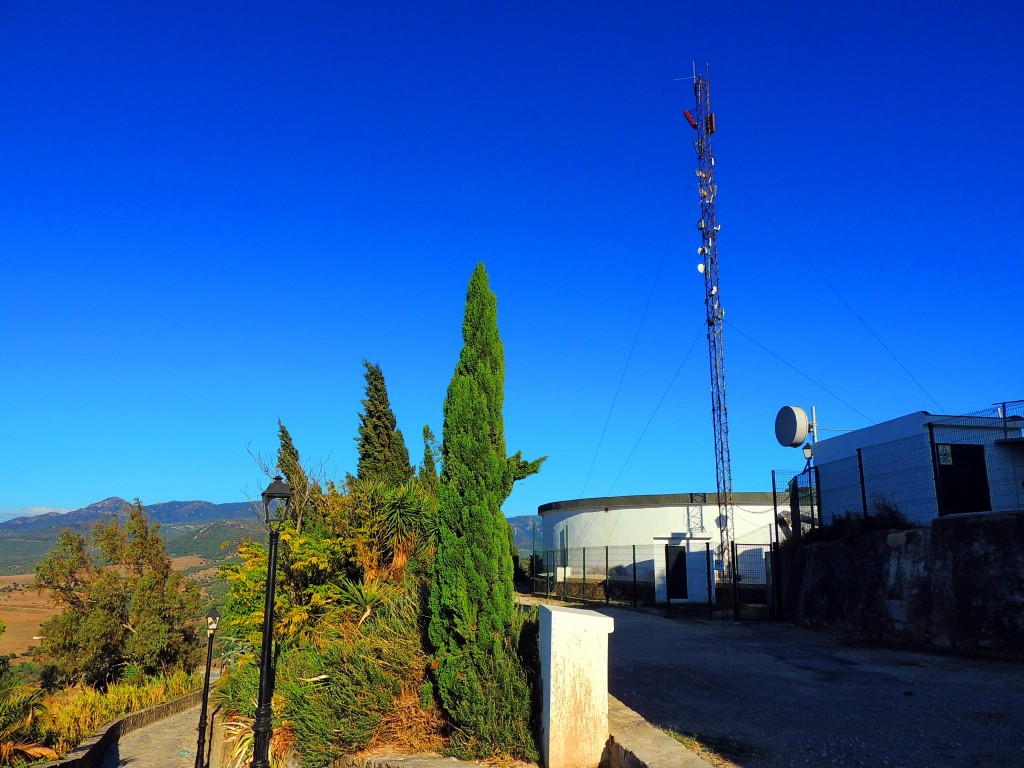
[783,511,1024,656]
[36,690,202,768]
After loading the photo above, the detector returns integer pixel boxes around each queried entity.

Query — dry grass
[357,684,542,768]
[169,555,206,570]
[43,670,202,755]
[663,728,756,768]
[361,684,446,756]
[0,575,57,657]
[0,557,210,658]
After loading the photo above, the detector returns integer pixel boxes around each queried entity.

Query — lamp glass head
[262,474,293,525]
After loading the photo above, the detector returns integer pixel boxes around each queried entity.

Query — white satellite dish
[775,405,810,447]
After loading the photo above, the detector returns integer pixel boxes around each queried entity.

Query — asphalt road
[598,604,1024,768]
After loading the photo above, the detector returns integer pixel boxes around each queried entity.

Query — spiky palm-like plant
[0,676,57,766]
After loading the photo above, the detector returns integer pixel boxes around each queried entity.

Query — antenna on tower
[689,64,734,574]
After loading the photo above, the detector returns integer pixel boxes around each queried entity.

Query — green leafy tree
[427,263,544,759]
[356,361,414,487]
[34,501,201,689]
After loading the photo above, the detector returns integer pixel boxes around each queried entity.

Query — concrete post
[539,605,615,768]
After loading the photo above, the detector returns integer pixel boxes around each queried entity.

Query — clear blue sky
[2,1,1022,519]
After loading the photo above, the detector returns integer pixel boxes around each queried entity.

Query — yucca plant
[0,676,57,766]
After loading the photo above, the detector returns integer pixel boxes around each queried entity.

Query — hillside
[506,514,539,552]
[164,519,266,560]
[0,497,256,574]
[1,501,538,574]
[0,498,252,534]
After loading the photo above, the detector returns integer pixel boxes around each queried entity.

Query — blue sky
[2,2,1021,519]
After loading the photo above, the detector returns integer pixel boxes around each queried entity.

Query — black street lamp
[251,475,292,768]
[195,607,221,768]
[802,443,817,528]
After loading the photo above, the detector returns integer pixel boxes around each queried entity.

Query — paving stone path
[100,705,205,768]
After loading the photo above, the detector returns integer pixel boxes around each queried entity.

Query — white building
[536,492,776,604]
[811,405,1024,525]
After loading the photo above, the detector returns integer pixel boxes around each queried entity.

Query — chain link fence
[808,400,1024,525]
[930,400,1024,515]
[771,468,818,540]
[523,541,776,621]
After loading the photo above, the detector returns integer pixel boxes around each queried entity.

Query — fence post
[770,542,783,622]
[531,522,536,595]
[808,467,816,530]
[706,542,713,621]
[928,422,944,517]
[771,470,779,546]
[664,544,670,616]
[814,465,822,526]
[545,550,551,596]
[731,540,740,623]
[632,545,637,609]
[605,546,609,605]
[857,448,868,518]
[582,548,587,603]
[562,549,567,602]
[530,546,536,596]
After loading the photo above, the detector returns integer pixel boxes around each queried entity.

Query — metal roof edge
[537,491,775,515]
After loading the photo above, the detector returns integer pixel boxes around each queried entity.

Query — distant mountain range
[506,515,539,552]
[0,496,539,575]
[0,497,254,534]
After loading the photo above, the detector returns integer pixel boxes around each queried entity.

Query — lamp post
[195,607,221,768]
[251,475,292,768]
[802,443,816,528]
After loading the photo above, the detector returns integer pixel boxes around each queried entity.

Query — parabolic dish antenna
[775,405,809,447]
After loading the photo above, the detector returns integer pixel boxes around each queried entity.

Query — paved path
[597,604,1024,768]
[100,705,205,768]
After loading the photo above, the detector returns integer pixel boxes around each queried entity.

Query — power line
[725,319,876,424]
[579,198,688,497]
[606,324,704,495]
[722,169,945,412]
[567,322,704,552]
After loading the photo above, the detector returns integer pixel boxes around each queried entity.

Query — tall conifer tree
[427,263,544,759]
[356,361,414,487]
[276,420,322,531]
[419,424,439,496]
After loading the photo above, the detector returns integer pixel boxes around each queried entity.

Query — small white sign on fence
[937,444,954,466]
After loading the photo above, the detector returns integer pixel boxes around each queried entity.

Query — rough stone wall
[36,690,203,768]
[784,511,1024,656]
[930,511,1024,653]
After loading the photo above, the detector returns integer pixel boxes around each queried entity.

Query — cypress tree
[276,420,322,530]
[418,425,439,496]
[356,361,414,487]
[427,263,544,759]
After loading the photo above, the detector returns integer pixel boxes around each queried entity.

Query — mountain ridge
[0,497,253,533]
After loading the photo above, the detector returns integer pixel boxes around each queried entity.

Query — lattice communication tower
[685,67,734,567]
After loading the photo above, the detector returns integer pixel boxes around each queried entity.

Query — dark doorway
[665,546,688,600]
[936,443,991,515]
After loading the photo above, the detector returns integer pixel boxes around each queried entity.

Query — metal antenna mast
[686,66,734,568]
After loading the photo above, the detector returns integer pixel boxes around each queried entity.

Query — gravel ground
[597,604,1024,768]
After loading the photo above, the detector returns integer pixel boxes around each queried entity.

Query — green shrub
[793,498,914,548]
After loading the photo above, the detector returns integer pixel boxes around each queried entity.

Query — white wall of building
[536,492,776,604]
[813,410,1024,523]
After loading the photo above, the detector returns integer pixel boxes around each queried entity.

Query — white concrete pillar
[539,604,615,768]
